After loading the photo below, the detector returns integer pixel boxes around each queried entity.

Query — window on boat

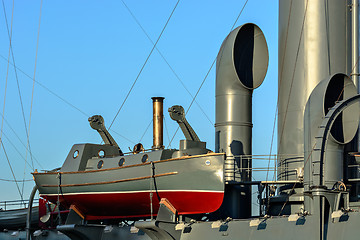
[141,154,148,163]
[97,160,104,169]
[119,158,125,167]
[98,150,105,158]
[73,150,79,159]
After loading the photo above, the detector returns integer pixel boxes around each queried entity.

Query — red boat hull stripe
[41,190,224,220]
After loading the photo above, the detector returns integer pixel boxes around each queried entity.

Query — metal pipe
[152,97,164,150]
[215,23,268,218]
[26,185,38,240]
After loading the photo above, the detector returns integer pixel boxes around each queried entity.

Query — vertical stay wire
[0,0,24,201]
[1,140,24,202]
[22,0,43,197]
[274,1,335,216]
[2,0,34,171]
[277,0,309,164]
[0,0,13,170]
[265,0,293,182]
[120,0,213,126]
[268,0,309,214]
[167,0,249,147]
[108,0,181,131]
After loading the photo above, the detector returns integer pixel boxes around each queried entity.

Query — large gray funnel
[278,0,350,184]
[215,23,268,218]
[304,73,359,190]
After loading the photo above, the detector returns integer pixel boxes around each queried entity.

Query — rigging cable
[163,115,171,147]
[265,0,293,183]
[167,0,249,147]
[0,0,13,163]
[351,56,360,75]
[120,0,213,126]
[0,56,136,144]
[0,140,24,202]
[0,0,14,188]
[0,55,89,118]
[108,0,181,131]
[1,128,36,170]
[0,0,25,203]
[0,112,43,168]
[22,0,43,199]
[0,55,137,143]
[2,0,34,172]
[139,119,153,143]
[276,0,309,178]
[110,129,137,145]
[138,115,171,147]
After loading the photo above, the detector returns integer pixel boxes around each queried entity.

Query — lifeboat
[32,99,225,220]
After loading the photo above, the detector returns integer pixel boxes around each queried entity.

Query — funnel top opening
[233,23,269,90]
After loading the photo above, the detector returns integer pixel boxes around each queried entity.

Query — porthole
[73,150,79,159]
[97,160,104,169]
[205,160,211,166]
[98,150,105,158]
[119,158,125,167]
[141,154,148,163]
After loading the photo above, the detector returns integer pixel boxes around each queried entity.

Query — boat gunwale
[41,171,179,187]
[32,152,224,175]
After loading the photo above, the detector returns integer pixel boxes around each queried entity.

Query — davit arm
[168,105,200,141]
[88,115,124,155]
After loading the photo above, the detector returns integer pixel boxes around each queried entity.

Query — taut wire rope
[1,140,23,202]
[108,0,181,131]
[0,0,24,203]
[265,0,293,183]
[120,0,213,126]
[0,112,43,168]
[167,0,249,147]
[2,0,34,174]
[22,0,43,198]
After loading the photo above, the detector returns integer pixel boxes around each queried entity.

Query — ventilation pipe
[215,23,268,218]
[304,74,359,188]
[304,73,359,212]
[152,97,164,150]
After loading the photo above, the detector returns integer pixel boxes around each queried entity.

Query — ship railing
[122,147,162,155]
[223,154,304,216]
[0,199,39,211]
[345,165,360,182]
[224,154,303,183]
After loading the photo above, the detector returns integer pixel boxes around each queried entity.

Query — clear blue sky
[0,1,278,204]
